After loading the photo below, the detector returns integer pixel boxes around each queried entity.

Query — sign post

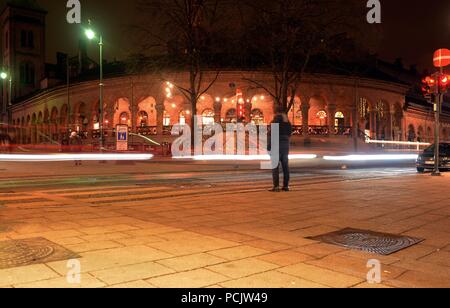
[116,125,128,151]
[428,48,450,176]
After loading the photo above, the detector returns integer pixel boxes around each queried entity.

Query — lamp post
[85,27,104,151]
[1,71,12,124]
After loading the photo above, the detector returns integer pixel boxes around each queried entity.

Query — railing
[292,126,353,137]
[136,126,157,136]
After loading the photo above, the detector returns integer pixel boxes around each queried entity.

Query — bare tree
[130,0,229,143]
[238,0,376,113]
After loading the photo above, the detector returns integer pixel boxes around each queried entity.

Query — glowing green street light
[1,71,12,124]
[1,71,12,107]
[85,25,104,151]
[85,29,96,40]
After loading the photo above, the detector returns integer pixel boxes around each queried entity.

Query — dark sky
[3,0,450,71]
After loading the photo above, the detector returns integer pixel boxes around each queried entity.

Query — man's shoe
[269,187,281,192]
[282,187,290,192]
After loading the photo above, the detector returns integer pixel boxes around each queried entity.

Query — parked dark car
[416,143,450,173]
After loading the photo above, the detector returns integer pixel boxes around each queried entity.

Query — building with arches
[3,1,450,148]
[8,70,450,148]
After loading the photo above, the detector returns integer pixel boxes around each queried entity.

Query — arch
[251,109,265,125]
[309,96,327,126]
[250,94,273,123]
[74,102,88,128]
[37,112,43,124]
[407,124,416,142]
[335,111,345,128]
[417,126,424,142]
[119,112,130,126]
[375,100,390,139]
[60,104,69,126]
[224,108,237,123]
[163,95,184,125]
[197,94,214,116]
[138,110,149,127]
[287,96,302,125]
[113,98,131,127]
[137,96,157,127]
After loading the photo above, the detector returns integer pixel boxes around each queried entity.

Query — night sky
[2,0,450,71]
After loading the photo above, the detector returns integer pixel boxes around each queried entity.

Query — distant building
[2,0,450,148]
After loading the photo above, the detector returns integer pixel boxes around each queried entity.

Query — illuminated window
[138,111,148,127]
[335,112,344,119]
[179,111,186,125]
[119,112,129,125]
[251,109,264,125]
[335,112,345,127]
[316,110,327,126]
[93,115,99,129]
[163,111,171,126]
[316,110,327,119]
[202,109,215,125]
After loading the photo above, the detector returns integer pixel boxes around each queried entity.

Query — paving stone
[47,246,173,274]
[157,253,227,272]
[107,280,156,288]
[66,241,123,253]
[257,250,314,266]
[14,274,106,288]
[208,246,269,261]
[207,259,279,279]
[220,271,328,288]
[92,262,174,285]
[147,269,230,288]
[278,263,364,288]
[0,264,59,287]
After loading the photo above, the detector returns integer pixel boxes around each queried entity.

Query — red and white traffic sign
[433,49,450,68]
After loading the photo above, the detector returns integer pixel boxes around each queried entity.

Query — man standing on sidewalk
[269,109,293,192]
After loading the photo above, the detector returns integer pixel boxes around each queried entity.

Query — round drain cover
[0,240,54,268]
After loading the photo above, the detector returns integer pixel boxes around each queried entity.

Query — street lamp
[85,26,104,151]
[1,71,12,123]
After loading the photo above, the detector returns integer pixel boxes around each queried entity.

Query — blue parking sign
[118,132,127,141]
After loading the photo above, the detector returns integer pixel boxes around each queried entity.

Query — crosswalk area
[0,167,416,211]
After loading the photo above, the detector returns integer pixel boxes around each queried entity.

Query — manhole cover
[309,228,424,255]
[0,238,79,269]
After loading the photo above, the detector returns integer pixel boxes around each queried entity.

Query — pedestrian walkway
[0,172,449,288]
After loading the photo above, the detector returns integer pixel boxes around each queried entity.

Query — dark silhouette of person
[269,109,293,192]
[69,132,83,166]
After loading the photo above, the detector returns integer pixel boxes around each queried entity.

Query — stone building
[2,0,450,148]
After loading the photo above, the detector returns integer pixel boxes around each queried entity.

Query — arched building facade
[9,71,450,146]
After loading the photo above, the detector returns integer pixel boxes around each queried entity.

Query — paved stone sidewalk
[0,173,450,288]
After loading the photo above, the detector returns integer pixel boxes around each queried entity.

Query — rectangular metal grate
[309,228,424,256]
